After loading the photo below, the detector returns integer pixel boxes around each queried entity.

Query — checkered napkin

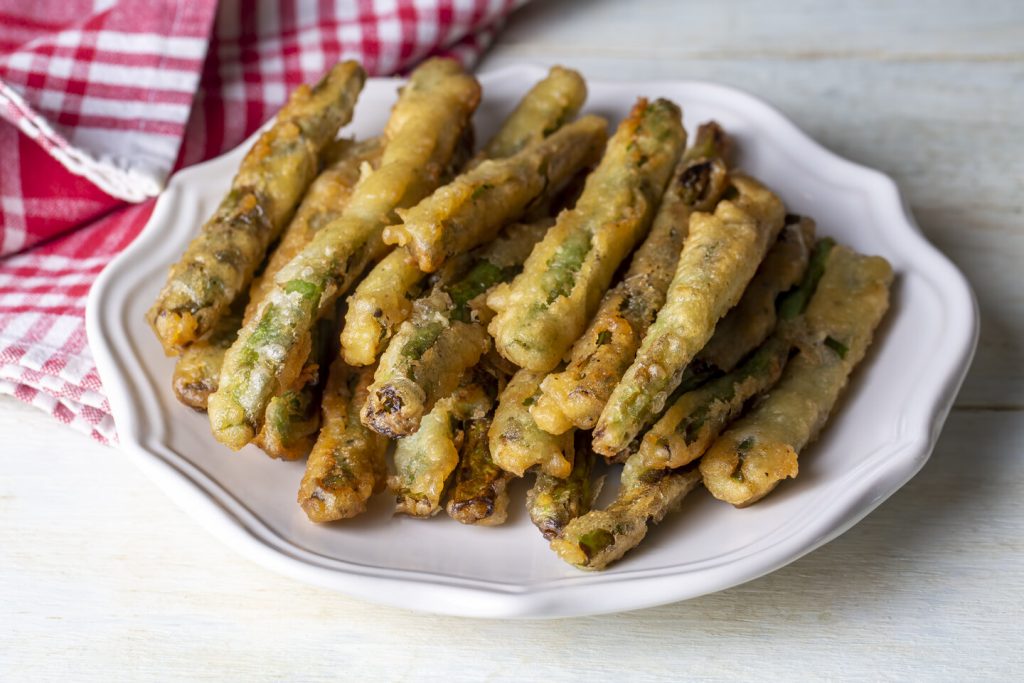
[0,0,526,443]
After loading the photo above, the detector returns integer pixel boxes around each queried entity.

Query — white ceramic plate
[87,65,977,618]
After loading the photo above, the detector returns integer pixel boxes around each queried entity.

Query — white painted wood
[2,0,1021,678]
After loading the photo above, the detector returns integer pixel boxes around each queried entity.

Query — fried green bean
[488,98,686,373]
[472,65,587,163]
[250,140,384,458]
[170,138,382,412]
[489,368,575,478]
[526,433,600,539]
[531,123,731,434]
[445,378,511,526]
[361,288,490,438]
[171,302,244,409]
[383,114,608,273]
[627,335,791,476]
[252,315,331,460]
[621,220,817,472]
[389,381,489,517]
[148,61,366,353]
[696,216,815,373]
[209,58,480,450]
[339,247,428,367]
[551,466,702,570]
[701,245,894,507]
[592,173,786,456]
[341,72,591,366]
[361,220,551,438]
[245,137,384,322]
[256,388,319,459]
[298,360,387,522]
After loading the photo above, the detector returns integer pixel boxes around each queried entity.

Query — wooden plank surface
[2,1,1022,679]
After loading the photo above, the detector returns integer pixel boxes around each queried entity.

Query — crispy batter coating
[627,335,791,476]
[389,382,490,517]
[489,368,574,478]
[701,245,893,507]
[298,360,387,522]
[593,173,786,456]
[245,137,384,323]
[360,220,550,438]
[526,433,599,540]
[531,123,731,434]
[339,247,427,367]
[361,289,490,438]
[384,115,608,273]
[445,377,511,526]
[697,216,815,373]
[487,98,686,373]
[170,138,381,413]
[551,466,702,571]
[209,58,480,450]
[256,388,319,460]
[171,303,243,409]
[472,65,587,163]
[250,140,383,457]
[252,314,331,460]
[340,72,590,368]
[618,219,815,469]
[446,414,512,525]
[148,61,366,353]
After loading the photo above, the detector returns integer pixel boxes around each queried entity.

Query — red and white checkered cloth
[0,0,526,443]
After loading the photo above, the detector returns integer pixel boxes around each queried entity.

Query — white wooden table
[3,1,1022,679]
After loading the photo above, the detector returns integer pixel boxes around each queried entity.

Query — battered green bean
[551,466,702,571]
[488,98,686,373]
[593,173,786,456]
[245,137,384,322]
[622,220,817,472]
[341,70,590,365]
[701,245,893,507]
[209,58,480,450]
[149,61,366,353]
[383,114,608,273]
[473,65,587,163]
[170,138,382,412]
[252,314,332,460]
[489,368,575,478]
[531,123,731,434]
[339,247,428,367]
[249,140,384,458]
[626,335,791,476]
[361,220,551,438]
[526,433,599,540]
[171,302,244,410]
[389,381,489,517]
[361,288,490,438]
[697,216,815,373]
[298,360,387,522]
[445,378,511,526]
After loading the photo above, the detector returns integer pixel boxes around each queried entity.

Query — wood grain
[2,0,1022,678]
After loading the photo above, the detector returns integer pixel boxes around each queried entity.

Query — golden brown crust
[487,98,686,373]
[298,360,388,522]
[489,368,575,478]
[148,61,366,353]
[530,135,731,434]
[551,467,702,570]
[384,115,608,273]
[593,173,786,456]
[473,65,587,163]
[701,246,894,506]
[209,58,480,451]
